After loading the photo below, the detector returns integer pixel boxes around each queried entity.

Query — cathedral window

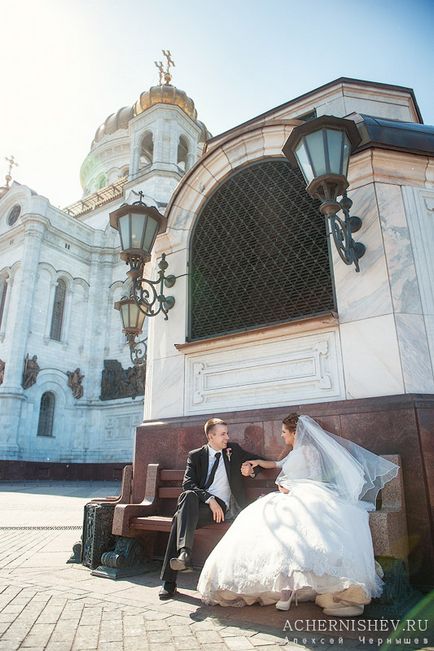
[177,136,189,172]
[50,279,66,341]
[189,159,335,340]
[0,275,8,330]
[37,392,55,437]
[140,131,154,168]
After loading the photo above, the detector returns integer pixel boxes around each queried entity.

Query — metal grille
[189,159,335,340]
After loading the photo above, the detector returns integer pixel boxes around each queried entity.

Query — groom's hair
[204,417,227,438]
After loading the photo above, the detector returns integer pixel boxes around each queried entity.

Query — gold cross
[155,50,175,85]
[154,60,164,85]
[5,155,18,186]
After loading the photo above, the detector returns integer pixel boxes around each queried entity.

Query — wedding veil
[293,416,399,510]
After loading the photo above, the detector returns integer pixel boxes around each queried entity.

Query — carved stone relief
[100,359,146,401]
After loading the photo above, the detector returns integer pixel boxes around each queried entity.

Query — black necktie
[204,452,221,489]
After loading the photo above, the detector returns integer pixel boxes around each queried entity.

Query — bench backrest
[150,455,403,514]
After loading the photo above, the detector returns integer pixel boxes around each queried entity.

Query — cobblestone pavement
[0,482,432,651]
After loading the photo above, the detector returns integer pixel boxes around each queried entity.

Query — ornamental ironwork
[189,159,335,340]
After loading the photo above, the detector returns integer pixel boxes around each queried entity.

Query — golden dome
[134,84,197,121]
[92,105,134,148]
[91,84,208,150]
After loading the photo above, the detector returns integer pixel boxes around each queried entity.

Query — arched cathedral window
[50,279,66,341]
[0,275,8,330]
[37,392,55,437]
[140,131,154,168]
[189,159,335,340]
[177,136,189,172]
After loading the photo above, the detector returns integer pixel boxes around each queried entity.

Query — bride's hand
[278,484,289,494]
[241,462,254,476]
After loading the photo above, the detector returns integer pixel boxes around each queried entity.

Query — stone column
[81,249,116,402]
[2,217,45,388]
[0,216,45,454]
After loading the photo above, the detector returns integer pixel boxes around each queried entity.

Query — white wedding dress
[198,420,393,608]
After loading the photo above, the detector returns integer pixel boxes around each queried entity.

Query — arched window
[140,131,154,168]
[37,392,55,437]
[0,275,8,330]
[177,136,189,172]
[50,279,66,341]
[189,159,335,340]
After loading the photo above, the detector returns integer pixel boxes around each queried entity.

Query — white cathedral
[0,59,211,466]
[1,60,434,475]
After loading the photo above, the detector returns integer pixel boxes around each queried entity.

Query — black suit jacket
[182,442,259,510]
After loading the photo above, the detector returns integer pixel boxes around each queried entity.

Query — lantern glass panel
[304,129,327,177]
[118,214,131,251]
[131,213,146,250]
[143,217,159,254]
[325,129,345,175]
[341,133,352,178]
[295,140,314,184]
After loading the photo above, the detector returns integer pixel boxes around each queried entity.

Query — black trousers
[160,489,227,582]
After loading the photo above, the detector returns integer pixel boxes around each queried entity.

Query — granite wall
[133,393,434,591]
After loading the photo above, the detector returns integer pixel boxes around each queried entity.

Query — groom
[159,417,260,599]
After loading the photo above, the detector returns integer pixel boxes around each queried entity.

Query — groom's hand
[241,462,255,477]
[209,497,225,523]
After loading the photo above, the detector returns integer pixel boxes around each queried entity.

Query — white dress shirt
[205,445,231,508]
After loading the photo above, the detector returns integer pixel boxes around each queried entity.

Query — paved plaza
[0,482,432,651]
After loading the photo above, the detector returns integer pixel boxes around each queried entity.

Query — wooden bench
[111,454,408,568]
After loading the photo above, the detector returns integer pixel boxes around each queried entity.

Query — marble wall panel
[262,124,290,156]
[333,184,393,323]
[243,129,265,161]
[184,164,217,198]
[146,354,185,419]
[376,183,422,314]
[402,187,434,316]
[221,139,248,169]
[425,315,434,380]
[202,150,232,185]
[395,314,434,393]
[340,314,404,399]
[170,184,205,220]
[184,329,344,415]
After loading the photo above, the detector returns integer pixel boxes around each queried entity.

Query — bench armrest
[112,463,160,536]
[89,465,133,505]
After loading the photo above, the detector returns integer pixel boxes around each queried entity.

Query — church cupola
[79,51,211,202]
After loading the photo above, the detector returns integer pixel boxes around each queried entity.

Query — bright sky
[1,0,433,208]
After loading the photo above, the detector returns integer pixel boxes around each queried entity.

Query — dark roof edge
[207,77,423,147]
[354,114,434,158]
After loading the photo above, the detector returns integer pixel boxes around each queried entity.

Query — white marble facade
[2,77,434,464]
[143,81,434,420]
[0,80,209,463]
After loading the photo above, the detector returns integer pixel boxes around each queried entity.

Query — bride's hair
[282,412,299,432]
[277,413,299,460]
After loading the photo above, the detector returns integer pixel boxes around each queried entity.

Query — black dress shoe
[159,581,177,600]
[169,548,193,572]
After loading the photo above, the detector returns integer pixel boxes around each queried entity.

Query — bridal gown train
[198,444,384,607]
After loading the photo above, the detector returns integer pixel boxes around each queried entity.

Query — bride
[197,413,399,616]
